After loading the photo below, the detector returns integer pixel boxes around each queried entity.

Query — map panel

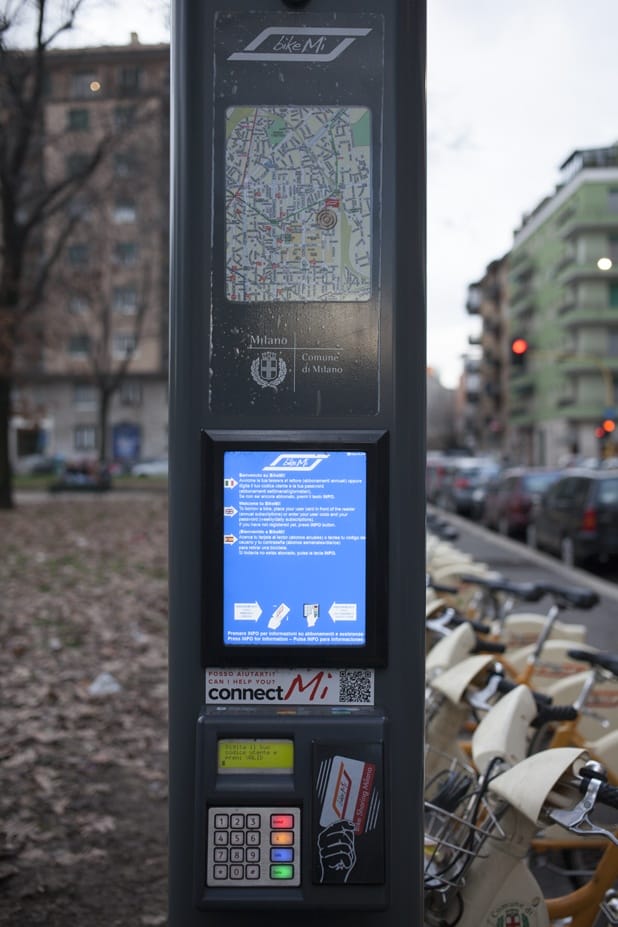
[225,106,371,303]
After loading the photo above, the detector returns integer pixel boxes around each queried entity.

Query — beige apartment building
[465,256,510,455]
[11,35,169,467]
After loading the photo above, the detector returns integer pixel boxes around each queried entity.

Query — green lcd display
[217,739,294,775]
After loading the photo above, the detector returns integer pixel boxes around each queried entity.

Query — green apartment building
[508,142,618,466]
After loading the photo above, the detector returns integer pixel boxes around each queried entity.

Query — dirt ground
[0,493,169,926]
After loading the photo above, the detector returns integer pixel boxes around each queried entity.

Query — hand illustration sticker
[318,820,357,883]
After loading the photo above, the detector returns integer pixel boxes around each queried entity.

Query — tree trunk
[98,387,111,463]
[0,374,14,509]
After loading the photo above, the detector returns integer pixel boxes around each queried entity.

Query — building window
[68,294,90,314]
[68,334,91,357]
[114,105,136,128]
[68,195,92,220]
[608,189,618,214]
[114,152,136,177]
[113,286,138,314]
[66,153,91,178]
[71,72,101,99]
[610,283,618,308]
[113,200,137,223]
[67,108,89,130]
[73,384,97,410]
[74,425,97,451]
[67,244,89,267]
[114,242,138,265]
[120,381,142,406]
[609,237,618,263]
[118,67,142,94]
[113,333,137,357]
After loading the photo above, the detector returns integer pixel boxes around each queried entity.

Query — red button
[271,813,294,829]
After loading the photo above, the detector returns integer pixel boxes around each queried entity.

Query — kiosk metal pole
[169,1,426,923]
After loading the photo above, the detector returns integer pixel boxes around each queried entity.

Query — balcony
[466,285,482,315]
[560,215,618,240]
[510,406,534,425]
[482,282,503,305]
[559,356,618,376]
[562,305,618,328]
[511,374,535,396]
[483,382,502,400]
[509,249,533,274]
[481,330,500,353]
[484,317,502,337]
[510,296,535,320]
[558,297,576,316]
[561,263,618,285]
[554,251,576,275]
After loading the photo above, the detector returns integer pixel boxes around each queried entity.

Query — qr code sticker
[338,669,374,705]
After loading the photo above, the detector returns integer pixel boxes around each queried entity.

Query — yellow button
[271,831,294,846]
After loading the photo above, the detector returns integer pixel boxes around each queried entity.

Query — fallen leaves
[0,496,169,925]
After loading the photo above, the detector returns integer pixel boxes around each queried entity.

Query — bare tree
[43,73,164,462]
[0,0,111,507]
[0,1,168,504]
[48,196,156,463]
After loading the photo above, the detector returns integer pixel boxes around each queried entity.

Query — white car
[131,457,168,477]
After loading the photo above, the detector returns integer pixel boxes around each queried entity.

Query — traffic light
[510,337,529,368]
[595,418,615,456]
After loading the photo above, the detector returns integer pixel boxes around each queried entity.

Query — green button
[270,864,294,880]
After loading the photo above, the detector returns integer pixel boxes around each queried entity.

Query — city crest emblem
[496,908,530,927]
[251,351,287,389]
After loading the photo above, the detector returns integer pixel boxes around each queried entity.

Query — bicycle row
[424,515,618,927]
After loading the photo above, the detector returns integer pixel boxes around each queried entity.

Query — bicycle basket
[424,749,506,897]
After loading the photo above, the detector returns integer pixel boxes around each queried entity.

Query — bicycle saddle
[535,583,599,610]
[567,648,618,679]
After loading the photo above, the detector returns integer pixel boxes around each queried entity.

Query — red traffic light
[511,337,529,356]
[596,419,616,438]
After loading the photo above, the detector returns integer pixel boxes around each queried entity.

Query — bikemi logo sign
[228,27,372,63]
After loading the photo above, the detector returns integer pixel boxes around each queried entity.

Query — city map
[225,106,372,303]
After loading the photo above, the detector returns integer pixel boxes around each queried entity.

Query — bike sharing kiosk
[169,1,426,924]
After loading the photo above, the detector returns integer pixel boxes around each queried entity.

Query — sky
[35,0,618,389]
[427,0,618,386]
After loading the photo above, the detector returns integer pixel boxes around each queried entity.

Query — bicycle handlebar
[578,778,618,811]
[495,676,553,706]
[472,639,506,655]
[596,782,618,811]
[568,648,618,679]
[531,705,578,728]
[448,614,492,635]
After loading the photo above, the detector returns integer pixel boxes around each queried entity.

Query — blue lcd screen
[222,450,367,648]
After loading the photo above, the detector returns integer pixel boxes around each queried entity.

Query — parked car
[435,457,500,517]
[482,467,562,537]
[530,469,618,566]
[426,453,449,504]
[49,460,111,493]
[14,454,64,476]
[131,457,168,478]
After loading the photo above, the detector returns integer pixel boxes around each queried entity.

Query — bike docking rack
[423,537,618,927]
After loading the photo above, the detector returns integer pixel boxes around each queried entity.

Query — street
[429,508,618,652]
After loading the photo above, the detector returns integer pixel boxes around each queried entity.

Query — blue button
[271,847,294,863]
